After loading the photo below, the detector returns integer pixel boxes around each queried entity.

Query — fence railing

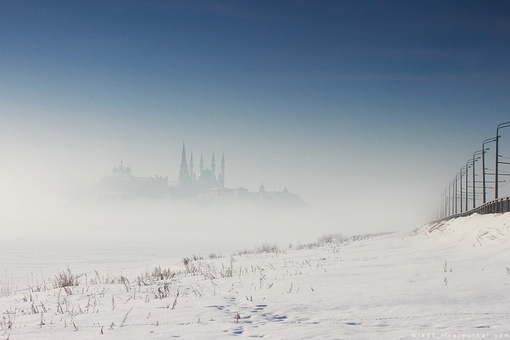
[477,196,510,214]
[431,196,510,224]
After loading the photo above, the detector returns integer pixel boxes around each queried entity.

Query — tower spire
[211,153,216,180]
[178,142,190,186]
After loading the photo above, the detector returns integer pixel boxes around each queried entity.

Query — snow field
[1,213,510,339]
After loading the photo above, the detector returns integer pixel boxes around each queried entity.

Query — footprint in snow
[272,315,287,321]
[231,327,244,335]
[252,304,267,312]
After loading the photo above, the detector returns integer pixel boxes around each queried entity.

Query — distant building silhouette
[175,143,303,205]
[99,143,304,206]
[99,161,168,198]
[176,142,225,196]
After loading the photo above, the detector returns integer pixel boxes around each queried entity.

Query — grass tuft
[52,267,79,288]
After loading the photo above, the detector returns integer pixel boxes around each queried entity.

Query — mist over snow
[0,125,433,250]
[0,180,340,249]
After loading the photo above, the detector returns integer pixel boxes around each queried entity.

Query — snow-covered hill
[2,213,510,339]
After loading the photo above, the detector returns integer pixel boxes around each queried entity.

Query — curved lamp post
[465,159,474,212]
[472,150,484,209]
[482,137,497,204]
[455,174,458,214]
[459,165,467,213]
[495,121,510,199]
[448,180,453,216]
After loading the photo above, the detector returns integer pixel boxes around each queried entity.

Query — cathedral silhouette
[176,143,225,195]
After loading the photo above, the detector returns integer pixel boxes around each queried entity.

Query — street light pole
[448,181,452,216]
[472,150,484,209]
[460,165,466,213]
[495,121,510,199]
[466,159,474,212]
[482,137,496,204]
[453,174,457,214]
[454,173,459,214]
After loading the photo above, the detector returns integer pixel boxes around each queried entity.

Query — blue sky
[2,1,510,233]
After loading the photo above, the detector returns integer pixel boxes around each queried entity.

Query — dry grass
[0,274,18,298]
[294,232,393,250]
[316,233,344,244]
[52,267,79,288]
[236,243,280,256]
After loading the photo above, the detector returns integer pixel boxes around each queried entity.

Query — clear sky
[2,1,510,237]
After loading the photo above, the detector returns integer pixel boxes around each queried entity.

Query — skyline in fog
[2,1,510,236]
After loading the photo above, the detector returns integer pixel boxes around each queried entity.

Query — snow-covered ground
[2,213,510,339]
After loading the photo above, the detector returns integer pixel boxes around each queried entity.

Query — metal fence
[435,120,510,223]
[431,196,510,224]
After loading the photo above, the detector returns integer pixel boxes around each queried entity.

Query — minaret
[178,142,190,186]
[189,152,194,180]
[220,154,225,188]
[211,153,216,180]
[199,154,204,175]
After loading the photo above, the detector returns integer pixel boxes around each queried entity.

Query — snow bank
[417,212,510,244]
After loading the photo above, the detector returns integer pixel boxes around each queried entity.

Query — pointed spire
[211,153,216,180]
[178,142,190,186]
[189,152,194,179]
[180,142,187,165]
